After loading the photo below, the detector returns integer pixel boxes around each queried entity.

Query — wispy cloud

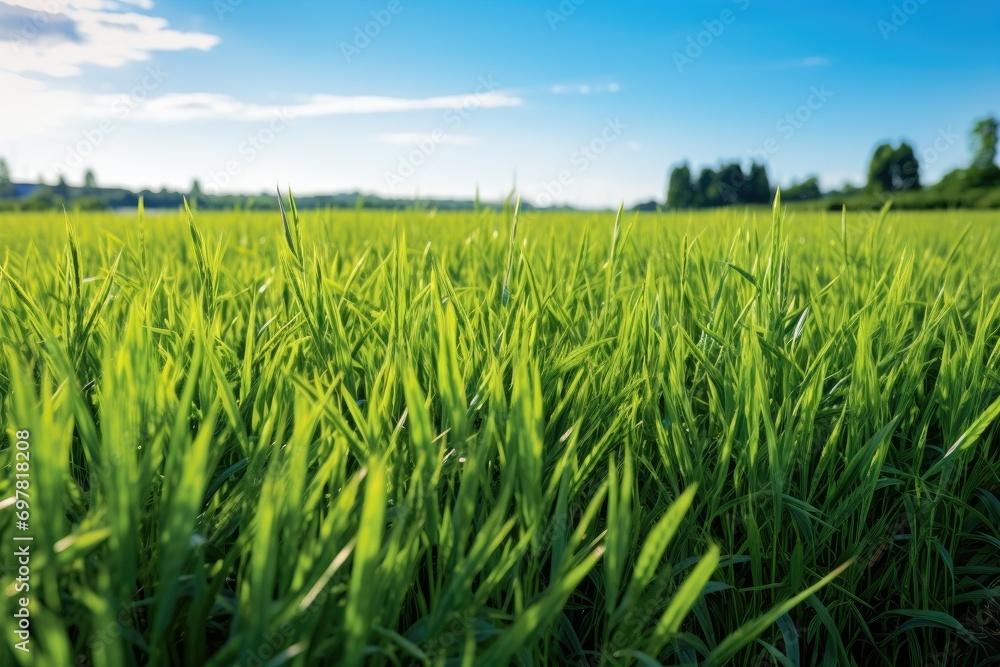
[0,1,221,139]
[84,90,523,123]
[724,56,831,73]
[0,81,523,140]
[796,56,830,67]
[1,0,219,77]
[550,82,621,95]
[0,71,84,140]
[781,56,830,68]
[379,133,479,145]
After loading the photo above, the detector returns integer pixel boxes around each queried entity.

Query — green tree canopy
[747,162,771,203]
[666,163,697,209]
[695,168,716,207]
[785,176,821,201]
[971,116,998,169]
[0,158,12,198]
[53,174,70,199]
[714,163,746,205]
[666,161,771,209]
[867,142,920,192]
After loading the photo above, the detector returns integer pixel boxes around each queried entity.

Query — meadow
[1,197,999,666]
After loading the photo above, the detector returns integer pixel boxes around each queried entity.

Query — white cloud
[0,83,522,140]
[0,1,523,137]
[1,0,219,77]
[797,56,830,67]
[89,90,524,123]
[768,56,829,69]
[0,71,84,140]
[0,0,219,139]
[379,133,478,145]
[0,0,522,144]
[550,82,621,95]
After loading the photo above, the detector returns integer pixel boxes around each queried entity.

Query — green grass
[1,196,999,666]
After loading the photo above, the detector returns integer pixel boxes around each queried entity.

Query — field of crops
[1,198,999,666]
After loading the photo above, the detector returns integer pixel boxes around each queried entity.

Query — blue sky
[2,0,998,208]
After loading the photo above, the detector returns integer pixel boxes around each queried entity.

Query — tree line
[2,115,998,212]
[658,114,999,210]
[0,169,493,213]
[666,161,771,208]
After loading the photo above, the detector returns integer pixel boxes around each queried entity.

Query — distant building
[12,183,40,198]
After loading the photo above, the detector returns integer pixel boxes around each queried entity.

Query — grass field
[1,197,999,666]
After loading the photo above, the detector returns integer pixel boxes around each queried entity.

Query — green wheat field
[1,196,999,666]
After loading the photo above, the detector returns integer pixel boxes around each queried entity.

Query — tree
[695,168,719,207]
[867,142,920,192]
[84,169,97,190]
[971,116,998,169]
[890,143,920,191]
[719,161,771,205]
[785,176,821,201]
[746,162,771,203]
[189,179,204,208]
[53,174,70,200]
[666,163,697,209]
[0,158,12,198]
[668,161,769,209]
[867,143,895,192]
[715,162,747,205]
